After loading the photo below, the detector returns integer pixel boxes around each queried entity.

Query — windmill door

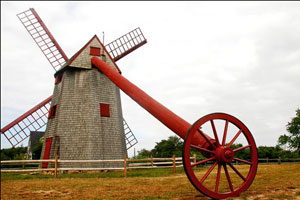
[42,137,53,168]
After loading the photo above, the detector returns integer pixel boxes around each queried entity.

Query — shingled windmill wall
[41,35,127,168]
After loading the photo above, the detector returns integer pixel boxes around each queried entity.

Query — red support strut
[91,57,214,149]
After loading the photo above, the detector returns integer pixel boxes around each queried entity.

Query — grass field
[1,163,300,200]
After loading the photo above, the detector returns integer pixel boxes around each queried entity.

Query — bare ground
[1,164,300,200]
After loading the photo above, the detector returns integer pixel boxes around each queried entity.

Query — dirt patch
[1,164,300,200]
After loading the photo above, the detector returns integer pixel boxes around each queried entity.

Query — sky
[1,1,300,157]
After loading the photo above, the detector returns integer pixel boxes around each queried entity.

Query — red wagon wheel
[183,113,258,199]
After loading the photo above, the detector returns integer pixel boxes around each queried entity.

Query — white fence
[1,156,299,178]
[0,155,191,177]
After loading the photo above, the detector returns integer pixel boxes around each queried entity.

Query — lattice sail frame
[105,27,147,62]
[1,96,52,147]
[17,8,68,71]
[123,118,138,150]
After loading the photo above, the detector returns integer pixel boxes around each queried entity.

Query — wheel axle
[215,146,235,163]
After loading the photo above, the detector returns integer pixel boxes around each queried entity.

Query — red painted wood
[48,105,57,119]
[42,137,53,168]
[100,103,110,117]
[105,27,147,62]
[91,57,214,149]
[1,96,52,133]
[55,74,63,84]
[90,46,101,56]
[30,8,68,62]
[17,8,68,71]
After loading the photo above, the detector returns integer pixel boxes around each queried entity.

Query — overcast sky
[1,1,300,157]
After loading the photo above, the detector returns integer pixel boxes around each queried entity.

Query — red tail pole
[91,57,212,148]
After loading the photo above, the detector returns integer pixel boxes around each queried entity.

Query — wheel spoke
[200,161,217,184]
[223,164,234,191]
[234,157,253,165]
[210,120,220,147]
[233,144,251,152]
[222,120,229,146]
[191,144,215,154]
[227,129,242,147]
[191,156,215,167]
[215,163,222,192]
[228,163,246,181]
[197,129,217,149]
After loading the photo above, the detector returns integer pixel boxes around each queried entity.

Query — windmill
[1,8,147,168]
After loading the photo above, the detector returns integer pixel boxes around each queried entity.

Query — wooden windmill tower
[1,8,147,168]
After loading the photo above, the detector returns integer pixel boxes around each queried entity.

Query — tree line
[136,109,300,160]
[135,136,299,160]
[1,109,299,160]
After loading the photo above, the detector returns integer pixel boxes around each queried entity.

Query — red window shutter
[100,103,110,117]
[48,105,57,119]
[90,46,101,56]
[42,137,53,168]
[55,74,63,85]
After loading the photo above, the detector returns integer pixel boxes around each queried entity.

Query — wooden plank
[124,154,127,177]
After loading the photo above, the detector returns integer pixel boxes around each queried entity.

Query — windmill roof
[55,35,121,77]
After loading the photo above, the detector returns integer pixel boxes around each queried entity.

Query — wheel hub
[215,147,234,163]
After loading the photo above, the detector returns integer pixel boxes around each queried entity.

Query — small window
[48,105,57,119]
[100,103,110,117]
[90,46,101,56]
[55,74,63,85]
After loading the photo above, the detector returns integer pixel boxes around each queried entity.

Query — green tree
[136,148,152,159]
[151,136,183,158]
[230,143,250,160]
[0,146,27,160]
[0,151,10,160]
[136,136,206,159]
[278,108,300,155]
[257,146,280,159]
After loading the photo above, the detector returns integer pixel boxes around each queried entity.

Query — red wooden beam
[113,40,147,62]
[29,8,68,62]
[1,96,52,134]
[91,57,214,149]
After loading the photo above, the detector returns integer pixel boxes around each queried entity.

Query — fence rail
[1,156,300,178]
[0,155,186,177]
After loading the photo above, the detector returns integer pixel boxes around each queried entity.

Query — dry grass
[1,163,300,200]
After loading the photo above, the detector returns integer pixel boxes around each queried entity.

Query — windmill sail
[123,118,138,150]
[105,27,147,62]
[1,96,52,147]
[17,8,68,71]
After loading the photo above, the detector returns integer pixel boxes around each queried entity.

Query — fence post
[266,157,269,164]
[150,155,153,168]
[54,155,58,178]
[172,155,176,174]
[193,154,197,168]
[124,154,127,177]
[278,158,281,165]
